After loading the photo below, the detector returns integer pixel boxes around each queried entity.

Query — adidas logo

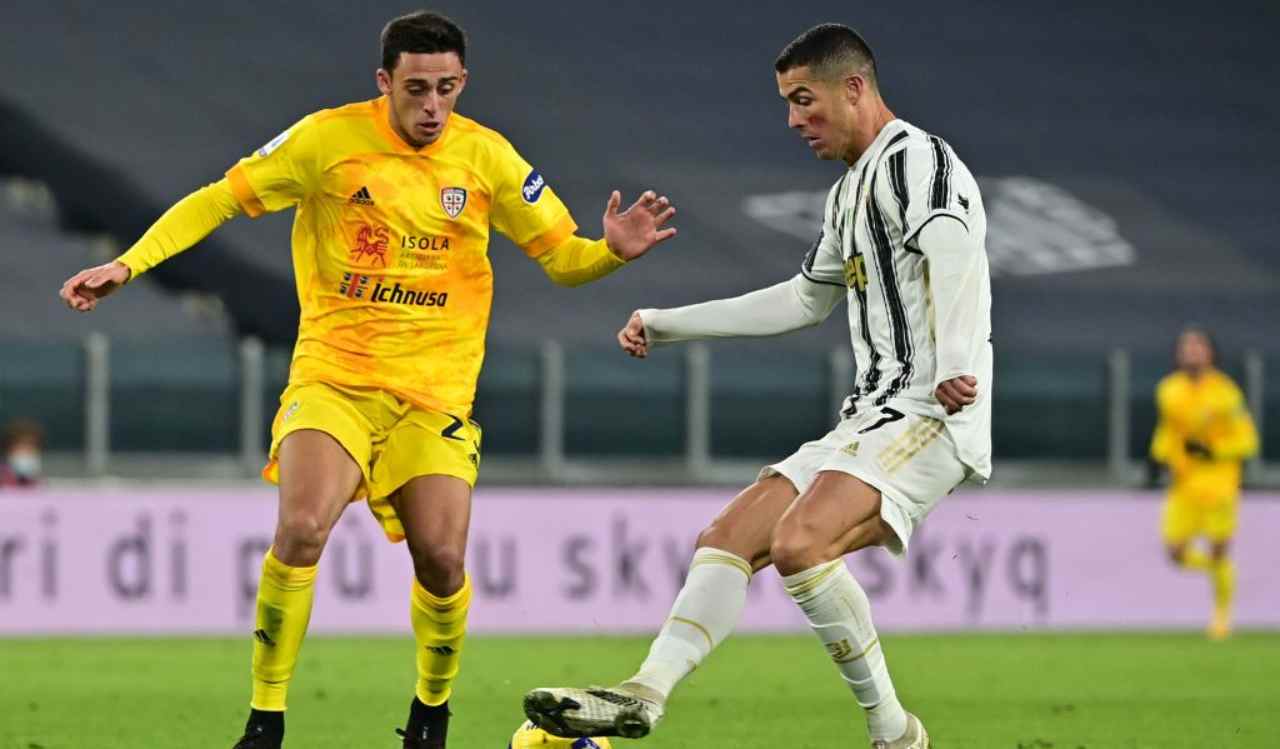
[349,186,374,206]
[253,629,276,647]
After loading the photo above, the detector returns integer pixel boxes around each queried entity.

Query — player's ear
[455,68,469,96]
[843,74,862,105]
[376,68,393,96]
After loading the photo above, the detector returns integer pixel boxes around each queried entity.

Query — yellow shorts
[262,380,482,542]
[1161,496,1237,545]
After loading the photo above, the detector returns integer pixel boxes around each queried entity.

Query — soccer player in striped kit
[525,24,992,749]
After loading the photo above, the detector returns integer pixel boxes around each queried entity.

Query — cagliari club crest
[441,187,467,219]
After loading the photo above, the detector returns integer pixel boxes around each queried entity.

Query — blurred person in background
[1150,326,1258,639]
[56,10,675,749]
[1,418,45,488]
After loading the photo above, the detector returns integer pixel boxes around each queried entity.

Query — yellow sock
[1211,558,1235,611]
[411,574,472,706]
[1180,548,1210,571]
[250,548,318,711]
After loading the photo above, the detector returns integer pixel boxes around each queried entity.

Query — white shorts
[759,404,966,556]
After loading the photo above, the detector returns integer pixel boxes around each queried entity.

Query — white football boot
[523,683,664,739]
[871,712,929,749]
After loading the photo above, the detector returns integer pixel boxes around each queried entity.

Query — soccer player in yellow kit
[58,12,676,748]
[1150,327,1258,640]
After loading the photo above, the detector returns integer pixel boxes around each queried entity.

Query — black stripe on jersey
[887,148,910,236]
[866,175,914,407]
[928,136,952,211]
[802,175,851,289]
[847,168,880,410]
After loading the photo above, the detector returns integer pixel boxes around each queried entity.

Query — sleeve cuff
[225,164,267,218]
[636,308,664,345]
[114,254,145,282]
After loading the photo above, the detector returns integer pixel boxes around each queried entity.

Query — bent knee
[695,522,741,552]
[412,545,467,594]
[274,513,333,564]
[769,524,824,576]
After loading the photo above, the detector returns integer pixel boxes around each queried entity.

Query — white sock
[626,547,752,701]
[782,560,907,742]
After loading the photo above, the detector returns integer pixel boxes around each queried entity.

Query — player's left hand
[935,375,978,415]
[602,190,677,261]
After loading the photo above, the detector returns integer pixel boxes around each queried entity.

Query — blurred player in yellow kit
[58,11,676,749]
[1149,327,1258,640]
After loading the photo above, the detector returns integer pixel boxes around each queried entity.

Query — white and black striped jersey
[803,119,993,479]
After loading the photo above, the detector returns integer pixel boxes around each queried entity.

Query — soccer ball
[508,720,612,749]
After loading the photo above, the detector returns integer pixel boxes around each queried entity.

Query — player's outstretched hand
[602,189,677,261]
[617,311,649,358]
[935,375,978,415]
[59,261,130,312]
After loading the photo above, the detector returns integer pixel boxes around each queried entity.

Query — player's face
[777,66,856,162]
[377,51,467,148]
[1176,330,1213,374]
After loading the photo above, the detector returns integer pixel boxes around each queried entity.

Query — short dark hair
[381,11,467,72]
[775,23,877,85]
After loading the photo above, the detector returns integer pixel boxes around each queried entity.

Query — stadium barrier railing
[0,334,1272,486]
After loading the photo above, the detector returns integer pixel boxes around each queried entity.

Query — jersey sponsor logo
[339,272,372,299]
[843,255,868,291]
[440,187,467,218]
[336,275,450,308]
[521,170,546,204]
[401,234,451,251]
[369,281,448,308]
[349,186,375,206]
[350,224,390,267]
[256,129,290,158]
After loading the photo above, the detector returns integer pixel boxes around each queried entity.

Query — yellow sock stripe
[669,616,715,651]
[412,575,472,613]
[690,551,753,580]
[832,636,881,664]
[783,561,841,600]
[262,548,318,590]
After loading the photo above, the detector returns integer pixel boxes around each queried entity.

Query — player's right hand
[59,261,131,312]
[617,311,649,358]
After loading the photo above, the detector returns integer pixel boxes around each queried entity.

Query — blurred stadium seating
[0,0,1276,481]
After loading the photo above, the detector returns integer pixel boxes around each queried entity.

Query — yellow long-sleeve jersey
[1150,368,1259,506]
[116,96,625,417]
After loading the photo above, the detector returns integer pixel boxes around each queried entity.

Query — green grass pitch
[1,633,1274,748]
